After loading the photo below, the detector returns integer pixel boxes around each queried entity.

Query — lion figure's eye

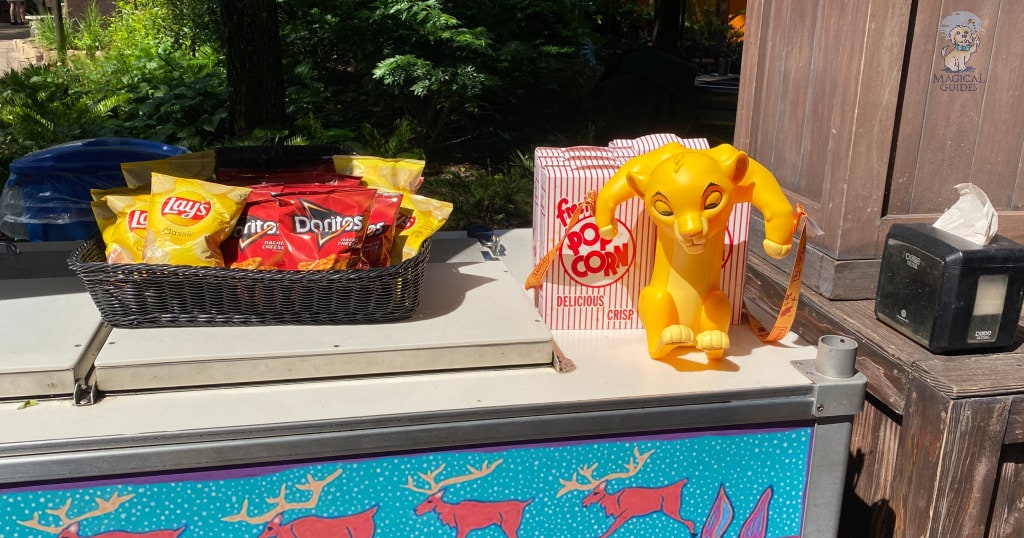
[704,191,723,210]
[653,200,673,216]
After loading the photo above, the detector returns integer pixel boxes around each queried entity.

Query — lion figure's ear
[719,149,749,184]
[626,171,647,195]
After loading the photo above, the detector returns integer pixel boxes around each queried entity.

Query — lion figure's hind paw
[695,330,730,351]
[660,325,695,347]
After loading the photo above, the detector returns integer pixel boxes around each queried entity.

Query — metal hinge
[73,376,97,406]
[478,232,506,260]
[791,360,867,418]
[467,226,507,261]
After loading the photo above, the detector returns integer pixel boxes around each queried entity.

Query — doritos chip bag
[143,174,251,267]
[215,162,339,186]
[223,200,286,270]
[359,191,404,268]
[276,188,377,271]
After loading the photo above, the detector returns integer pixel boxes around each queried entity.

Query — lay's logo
[161,192,211,225]
[127,209,148,232]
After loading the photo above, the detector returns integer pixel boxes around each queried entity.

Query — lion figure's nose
[676,214,706,238]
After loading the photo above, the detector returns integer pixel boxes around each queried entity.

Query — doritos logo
[238,217,280,251]
[292,198,365,249]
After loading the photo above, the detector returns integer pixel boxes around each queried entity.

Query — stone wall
[63,0,115,18]
[38,0,115,18]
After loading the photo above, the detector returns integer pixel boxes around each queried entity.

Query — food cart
[0,229,864,537]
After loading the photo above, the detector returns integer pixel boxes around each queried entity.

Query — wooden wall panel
[738,0,911,262]
[795,0,844,207]
[766,1,820,200]
[835,0,912,259]
[733,0,766,152]
[970,2,1024,211]
[749,0,790,182]
[889,0,1022,216]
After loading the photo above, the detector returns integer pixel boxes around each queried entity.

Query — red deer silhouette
[58,524,186,538]
[582,480,696,537]
[18,493,186,537]
[256,506,377,538]
[223,470,377,537]
[405,459,532,537]
[558,447,697,537]
[414,489,531,538]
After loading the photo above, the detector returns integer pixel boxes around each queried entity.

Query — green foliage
[28,2,110,55]
[1,0,670,230]
[419,151,534,231]
[106,0,219,56]
[369,0,497,155]
[683,0,744,72]
[359,117,424,159]
[0,16,230,172]
[0,65,128,164]
[70,2,110,54]
[28,14,63,51]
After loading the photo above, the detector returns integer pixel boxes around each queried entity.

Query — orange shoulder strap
[525,191,597,290]
[746,204,811,342]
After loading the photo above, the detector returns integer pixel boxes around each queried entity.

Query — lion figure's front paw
[598,224,619,240]
[763,239,792,259]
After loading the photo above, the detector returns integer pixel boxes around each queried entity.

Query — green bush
[419,151,534,231]
[2,0,662,231]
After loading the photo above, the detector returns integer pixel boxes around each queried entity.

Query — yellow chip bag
[334,155,425,193]
[92,194,150,264]
[390,192,453,264]
[143,174,251,267]
[90,186,147,202]
[121,150,216,188]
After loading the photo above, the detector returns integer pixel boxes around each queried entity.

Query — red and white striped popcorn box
[532,135,751,330]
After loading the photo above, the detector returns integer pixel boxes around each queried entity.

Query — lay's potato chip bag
[143,174,251,267]
[334,155,425,194]
[121,150,216,188]
[390,192,452,264]
[90,186,148,202]
[90,186,150,264]
[93,194,150,264]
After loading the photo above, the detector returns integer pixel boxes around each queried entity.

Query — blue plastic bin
[0,138,189,241]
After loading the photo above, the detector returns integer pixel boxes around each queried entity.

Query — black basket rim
[67,234,429,280]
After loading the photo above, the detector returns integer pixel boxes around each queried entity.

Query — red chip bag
[223,200,286,270]
[246,182,362,202]
[358,191,404,268]
[215,161,339,185]
[277,188,377,271]
[275,180,362,192]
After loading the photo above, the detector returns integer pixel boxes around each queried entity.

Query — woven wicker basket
[67,235,430,328]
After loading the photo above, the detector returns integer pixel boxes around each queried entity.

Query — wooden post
[888,377,1009,535]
